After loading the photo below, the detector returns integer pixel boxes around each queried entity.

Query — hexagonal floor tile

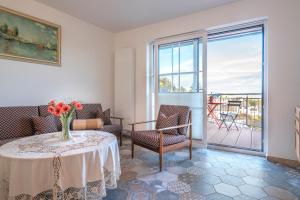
[264,185,297,200]
[206,193,233,200]
[167,181,191,194]
[167,166,187,175]
[156,190,179,200]
[139,171,178,187]
[220,175,245,186]
[180,192,205,200]
[226,168,247,177]
[214,183,241,197]
[233,194,257,200]
[187,166,205,176]
[191,181,215,196]
[239,184,267,199]
[243,176,268,187]
[197,174,221,185]
[194,160,213,169]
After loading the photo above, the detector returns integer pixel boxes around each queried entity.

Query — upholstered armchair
[129,105,192,171]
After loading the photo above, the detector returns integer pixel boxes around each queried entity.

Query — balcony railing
[208,93,262,128]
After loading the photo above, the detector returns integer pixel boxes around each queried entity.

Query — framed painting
[0,6,61,66]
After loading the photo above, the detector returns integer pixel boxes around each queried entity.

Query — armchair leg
[159,150,163,172]
[131,142,134,158]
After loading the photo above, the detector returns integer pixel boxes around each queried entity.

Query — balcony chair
[129,104,192,172]
[219,100,242,131]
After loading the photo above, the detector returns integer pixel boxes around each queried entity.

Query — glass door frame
[150,31,208,147]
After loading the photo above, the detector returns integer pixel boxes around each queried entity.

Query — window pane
[173,45,179,73]
[180,43,194,72]
[173,75,179,92]
[207,31,263,94]
[180,73,195,92]
[159,46,172,74]
[159,75,172,93]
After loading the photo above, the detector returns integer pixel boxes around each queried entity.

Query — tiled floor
[104,137,300,200]
[208,122,262,151]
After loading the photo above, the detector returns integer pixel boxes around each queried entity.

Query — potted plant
[47,100,83,140]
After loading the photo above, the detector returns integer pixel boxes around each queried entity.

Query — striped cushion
[73,118,103,130]
[156,113,178,135]
[32,115,58,135]
[133,130,186,148]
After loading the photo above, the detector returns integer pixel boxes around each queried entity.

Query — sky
[159,32,263,94]
[207,32,263,94]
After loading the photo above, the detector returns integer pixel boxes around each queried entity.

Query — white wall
[0,0,114,110]
[114,0,300,160]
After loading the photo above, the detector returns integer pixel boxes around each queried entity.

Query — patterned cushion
[100,124,122,135]
[156,105,190,135]
[156,113,178,135]
[96,109,112,125]
[76,104,102,119]
[0,106,38,140]
[133,130,187,147]
[32,115,58,135]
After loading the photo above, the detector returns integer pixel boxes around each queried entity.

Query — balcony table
[207,102,223,127]
[0,130,121,200]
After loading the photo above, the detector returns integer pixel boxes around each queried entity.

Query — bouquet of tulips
[48,100,83,140]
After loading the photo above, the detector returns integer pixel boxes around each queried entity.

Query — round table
[0,131,121,200]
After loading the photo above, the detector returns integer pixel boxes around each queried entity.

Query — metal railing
[208,93,262,128]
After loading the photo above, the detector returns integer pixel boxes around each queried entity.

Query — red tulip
[48,100,56,106]
[47,106,55,114]
[54,107,62,117]
[56,102,64,109]
[75,102,83,110]
[71,101,78,106]
[62,105,71,113]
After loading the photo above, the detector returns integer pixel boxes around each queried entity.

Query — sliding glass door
[150,21,264,152]
[153,33,207,142]
[207,24,264,151]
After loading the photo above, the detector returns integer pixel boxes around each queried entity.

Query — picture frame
[0,6,61,66]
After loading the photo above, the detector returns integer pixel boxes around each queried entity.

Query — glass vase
[60,117,72,140]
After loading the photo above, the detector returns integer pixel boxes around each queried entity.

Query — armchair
[129,105,192,171]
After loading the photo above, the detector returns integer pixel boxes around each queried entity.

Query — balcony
[207,93,263,151]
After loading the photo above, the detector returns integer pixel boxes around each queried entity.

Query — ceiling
[35,0,241,32]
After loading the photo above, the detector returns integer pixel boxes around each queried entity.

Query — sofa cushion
[156,113,179,135]
[96,109,112,125]
[76,104,102,119]
[32,115,58,135]
[133,130,187,148]
[100,124,122,135]
[0,106,38,140]
[156,105,190,135]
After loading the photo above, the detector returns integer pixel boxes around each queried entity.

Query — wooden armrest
[156,123,192,132]
[110,116,124,120]
[128,120,156,126]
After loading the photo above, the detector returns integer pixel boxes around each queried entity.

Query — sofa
[0,104,123,146]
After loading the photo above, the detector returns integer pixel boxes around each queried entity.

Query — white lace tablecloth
[0,131,121,200]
